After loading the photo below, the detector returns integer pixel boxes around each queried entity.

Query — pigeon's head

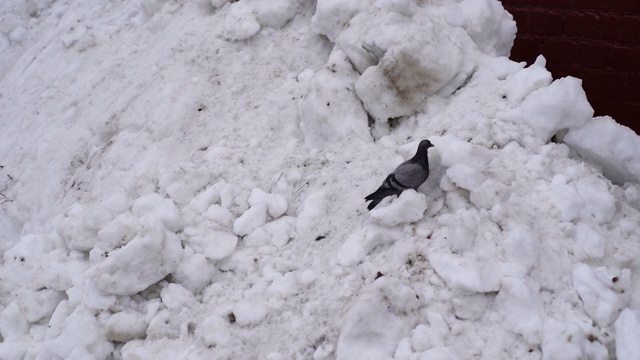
[419,139,434,151]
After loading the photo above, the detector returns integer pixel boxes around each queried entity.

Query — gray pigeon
[365,139,434,210]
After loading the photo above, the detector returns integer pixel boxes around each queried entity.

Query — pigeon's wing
[392,162,428,189]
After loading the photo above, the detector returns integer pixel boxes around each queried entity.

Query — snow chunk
[159,165,211,206]
[410,312,449,352]
[90,220,183,295]
[503,55,552,103]
[198,315,230,347]
[233,300,268,327]
[541,319,588,360]
[565,116,640,184]
[335,5,472,121]
[55,203,100,252]
[299,49,370,147]
[311,0,370,42]
[572,263,629,327]
[437,135,492,169]
[337,277,419,360]
[202,204,234,227]
[244,216,295,247]
[429,252,507,293]
[296,190,327,236]
[161,283,196,311]
[576,180,616,223]
[233,202,268,236]
[547,183,585,222]
[0,302,29,341]
[132,193,182,232]
[106,310,147,342]
[224,1,261,41]
[369,189,427,226]
[616,309,640,360]
[251,0,298,29]
[40,306,113,359]
[459,0,516,56]
[172,251,216,294]
[503,225,540,273]
[337,226,402,266]
[187,225,238,260]
[573,223,606,260]
[519,77,594,142]
[495,277,545,345]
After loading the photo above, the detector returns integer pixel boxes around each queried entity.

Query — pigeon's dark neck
[410,149,430,168]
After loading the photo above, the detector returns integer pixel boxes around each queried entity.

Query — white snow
[1,0,640,359]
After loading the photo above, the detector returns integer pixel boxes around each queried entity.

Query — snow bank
[1,0,640,359]
[565,116,640,184]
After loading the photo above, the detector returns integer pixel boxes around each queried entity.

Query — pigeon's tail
[364,187,399,211]
[367,198,382,211]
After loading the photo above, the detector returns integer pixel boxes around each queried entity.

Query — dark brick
[582,70,619,98]
[574,0,616,10]
[600,13,619,41]
[609,46,640,72]
[529,9,564,35]
[575,41,609,69]
[564,11,583,37]
[618,16,640,44]
[509,8,530,35]
[543,38,577,64]
[536,0,575,8]
[616,0,640,12]
[581,12,601,38]
[510,36,544,63]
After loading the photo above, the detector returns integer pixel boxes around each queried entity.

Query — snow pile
[1,0,640,359]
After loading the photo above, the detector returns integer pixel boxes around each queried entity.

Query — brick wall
[502,0,640,134]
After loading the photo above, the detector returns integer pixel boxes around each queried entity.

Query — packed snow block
[223,1,261,40]
[233,202,268,236]
[198,315,231,347]
[310,0,371,42]
[132,193,183,232]
[55,203,102,252]
[519,76,594,142]
[233,300,268,327]
[459,0,516,57]
[106,310,148,342]
[615,309,640,360]
[565,116,640,185]
[172,250,216,293]
[541,319,588,360]
[299,49,370,147]
[495,277,545,345]
[335,5,470,121]
[572,263,629,327]
[244,216,295,247]
[337,277,419,360]
[503,55,552,104]
[158,165,211,206]
[355,30,466,121]
[250,0,298,29]
[161,283,196,311]
[369,189,427,226]
[573,223,606,260]
[410,312,450,352]
[337,226,402,266]
[89,220,183,295]
[97,211,141,252]
[186,224,238,260]
[40,306,114,359]
[0,302,29,341]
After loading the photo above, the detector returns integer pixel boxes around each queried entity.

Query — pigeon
[365,139,434,210]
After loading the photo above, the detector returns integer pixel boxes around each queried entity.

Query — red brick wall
[502,0,640,134]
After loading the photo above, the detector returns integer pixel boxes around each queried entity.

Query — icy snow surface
[1,0,640,359]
